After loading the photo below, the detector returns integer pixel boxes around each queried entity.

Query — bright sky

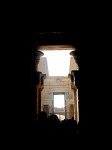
[54,95,64,108]
[42,50,72,76]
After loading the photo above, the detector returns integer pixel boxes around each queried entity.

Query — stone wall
[38,56,78,120]
[41,77,74,119]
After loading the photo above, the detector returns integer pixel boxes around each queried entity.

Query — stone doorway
[53,92,65,121]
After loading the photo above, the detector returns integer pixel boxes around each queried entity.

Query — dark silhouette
[32,111,79,136]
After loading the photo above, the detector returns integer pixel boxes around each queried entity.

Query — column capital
[32,49,44,57]
[32,49,44,71]
[70,50,78,65]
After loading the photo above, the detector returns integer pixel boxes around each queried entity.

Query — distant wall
[41,77,75,119]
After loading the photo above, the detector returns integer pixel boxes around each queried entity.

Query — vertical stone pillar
[70,50,79,88]
[31,48,44,120]
[71,70,79,122]
[70,50,79,123]
[69,104,74,119]
[32,49,44,72]
[69,50,79,68]
[68,71,78,122]
[68,73,76,121]
[71,80,77,121]
[36,71,42,116]
[36,73,46,117]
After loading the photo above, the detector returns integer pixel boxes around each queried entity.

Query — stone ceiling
[32,32,80,50]
[37,45,76,50]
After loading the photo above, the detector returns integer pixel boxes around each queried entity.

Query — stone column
[69,104,74,119]
[70,50,79,83]
[36,73,46,117]
[72,70,79,89]
[31,48,44,120]
[69,50,79,67]
[36,71,42,116]
[32,49,44,72]
[68,71,78,122]
[70,50,79,123]
[71,70,80,123]
[72,83,78,121]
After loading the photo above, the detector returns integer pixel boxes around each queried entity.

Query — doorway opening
[53,93,65,121]
[38,47,79,122]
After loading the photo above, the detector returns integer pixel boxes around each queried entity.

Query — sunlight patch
[42,50,72,76]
